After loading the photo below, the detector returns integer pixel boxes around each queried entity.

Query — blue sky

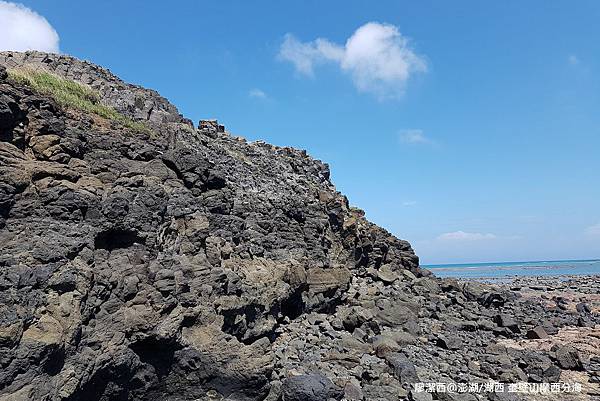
[2,0,599,264]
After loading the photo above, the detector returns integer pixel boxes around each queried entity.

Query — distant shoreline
[425,259,600,279]
[424,258,600,268]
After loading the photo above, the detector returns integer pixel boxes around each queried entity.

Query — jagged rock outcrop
[0,51,186,125]
[0,52,598,401]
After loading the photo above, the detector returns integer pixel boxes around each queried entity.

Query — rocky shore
[0,52,598,401]
[267,275,600,401]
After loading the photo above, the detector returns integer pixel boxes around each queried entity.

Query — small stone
[436,334,461,350]
[576,302,591,314]
[263,381,282,401]
[343,382,363,400]
[578,316,595,327]
[526,326,549,339]
[467,360,480,371]
[477,318,496,331]
[540,320,559,335]
[384,353,419,384]
[402,270,417,281]
[390,331,417,346]
[376,265,399,283]
[206,389,222,399]
[372,335,401,357]
[377,304,417,327]
[0,322,22,347]
[413,277,441,294]
[282,374,343,401]
[352,327,367,340]
[410,390,433,401]
[555,345,583,370]
[494,314,520,333]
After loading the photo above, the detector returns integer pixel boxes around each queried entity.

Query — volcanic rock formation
[0,51,598,401]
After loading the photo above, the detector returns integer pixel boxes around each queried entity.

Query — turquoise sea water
[425,259,600,279]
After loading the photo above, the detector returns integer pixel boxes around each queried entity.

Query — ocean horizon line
[424,258,600,268]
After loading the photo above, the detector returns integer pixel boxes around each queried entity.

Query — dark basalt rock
[436,334,462,350]
[494,313,520,333]
[281,374,343,401]
[526,325,548,339]
[385,352,420,384]
[0,52,599,401]
[554,345,583,370]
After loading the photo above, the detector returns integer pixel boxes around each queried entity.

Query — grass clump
[7,68,149,134]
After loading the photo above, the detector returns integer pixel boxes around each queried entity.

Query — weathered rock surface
[0,52,599,401]
[0,51,186,126]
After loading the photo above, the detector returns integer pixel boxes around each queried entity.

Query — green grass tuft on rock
[7,68,149,134]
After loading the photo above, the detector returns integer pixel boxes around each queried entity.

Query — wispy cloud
[249,88,267,99]
[437,231,497,241]
[278,22,427,99]
[0,1,59,53]
[568,54,580,66]
[402,200,417,207]
[278,34,334,77]
[399,129,435,145]
[585,222,600,237]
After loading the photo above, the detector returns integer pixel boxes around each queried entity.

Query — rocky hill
[0,51,598,401]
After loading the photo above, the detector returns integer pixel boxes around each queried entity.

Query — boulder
[376,264,399,283]
[520,351,561,382]
[494,314,520,333]
[372,334,401,357]
[343,381,364,401]
[554,345,582,370]
[576,302,591,314]
[436,334,461,350]
[377,304,417,327]
[339,306,373,332]
[306,267,351,293]
[384,353,420,384]
[526,326,548,339]
[282,374,343,401]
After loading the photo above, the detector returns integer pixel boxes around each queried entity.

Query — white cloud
[402,201,417,207]
[0,1,59,53]
[568,54,580,66]
[585,222,600,237]
[278,22,427,99]
[249,88,267,99]
[399,129,433,145]
[437,231,497,241]
[278,34,341,76]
